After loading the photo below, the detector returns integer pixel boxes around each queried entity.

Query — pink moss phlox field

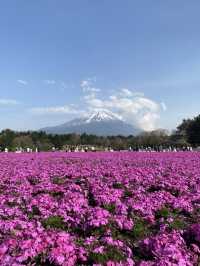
[0,152,200,265]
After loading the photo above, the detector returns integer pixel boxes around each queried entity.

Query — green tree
[12,135,34,149]
[186,115,200,145]
[0,129,16,150]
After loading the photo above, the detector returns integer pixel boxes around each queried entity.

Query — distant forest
[0,114,200,151]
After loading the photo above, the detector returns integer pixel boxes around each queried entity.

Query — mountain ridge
[40,110,140,136]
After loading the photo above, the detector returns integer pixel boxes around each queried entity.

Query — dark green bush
[155,207,170,219]
[113,182,124,189]
[42,215,66,230]
[88,245,125,264]
[103,204,116,214]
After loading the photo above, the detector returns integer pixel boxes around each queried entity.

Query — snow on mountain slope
[85,110,122,123]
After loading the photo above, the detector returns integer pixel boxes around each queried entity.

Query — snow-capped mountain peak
[85,110,122,123]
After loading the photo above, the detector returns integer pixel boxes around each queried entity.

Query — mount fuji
[40,110,140,136]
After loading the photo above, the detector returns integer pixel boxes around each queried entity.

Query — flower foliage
[0,151,200,265]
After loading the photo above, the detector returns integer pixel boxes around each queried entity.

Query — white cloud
[17,80,28,85]
[84,93,104,109]
[0,99,19,105]
[30,77,165,131]
[83,88,162,131]
[120,88,133,97]
[30,105,80,115]
[44,80,56,85]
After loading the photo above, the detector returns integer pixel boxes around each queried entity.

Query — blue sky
[0,0,200,131]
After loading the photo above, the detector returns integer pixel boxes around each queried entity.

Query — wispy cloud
[30,105,81,115]
[0,99,19,105]
[80,78,100,93]
[44,80,56,85]
[17,79,28,85]
[80,80,90,88]
[61,81,67,88]
[161,102,167,111]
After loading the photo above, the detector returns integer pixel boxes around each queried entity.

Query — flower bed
[0,152,200,265]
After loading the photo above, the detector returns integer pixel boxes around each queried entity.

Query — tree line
[0,114,200,151]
